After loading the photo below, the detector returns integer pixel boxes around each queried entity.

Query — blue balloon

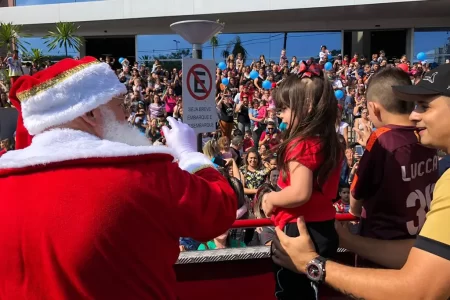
[262,80,272,90]
[218,62,227,71]
[328,54,333,60]
[118,57,125,64]
[324,62,333,71]
[335,90,344,100]
[417,52,426,61]
[249,70,259,80]
[222,77,229,85]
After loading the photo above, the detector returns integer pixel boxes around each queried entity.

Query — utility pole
[173,40,180,50]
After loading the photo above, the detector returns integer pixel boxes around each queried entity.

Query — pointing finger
[161,126,170,137]
[166,117,178,130]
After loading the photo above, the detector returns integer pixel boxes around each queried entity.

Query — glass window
[137,32,342,63]
[414,29,450,64]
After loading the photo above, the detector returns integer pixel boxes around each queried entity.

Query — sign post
[170,20,224,151]
[182,59,217,135]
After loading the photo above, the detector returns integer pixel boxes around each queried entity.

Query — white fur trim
[0,128,177,169]
[177,152,214,174]
[21,63,127,135]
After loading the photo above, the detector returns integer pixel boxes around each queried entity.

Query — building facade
[1,0,450,62]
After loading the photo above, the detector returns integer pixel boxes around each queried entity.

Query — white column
[135,35,138,64]
[351,31,364,56]
[406,28,415,61]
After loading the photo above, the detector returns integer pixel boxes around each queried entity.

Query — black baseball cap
[392,64,450,101]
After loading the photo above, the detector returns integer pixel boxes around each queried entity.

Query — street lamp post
[170,20,225,151]
[173,39,180,50]
[170,20,224,60]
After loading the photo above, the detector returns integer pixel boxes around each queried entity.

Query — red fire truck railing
[176,213,359,300]
[231,213,357,228]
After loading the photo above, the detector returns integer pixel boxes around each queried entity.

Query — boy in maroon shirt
[350,68,438,244]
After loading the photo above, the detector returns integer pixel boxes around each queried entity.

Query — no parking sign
[182,59,218,134]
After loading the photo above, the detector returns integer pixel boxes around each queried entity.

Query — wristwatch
[305,256,327,284]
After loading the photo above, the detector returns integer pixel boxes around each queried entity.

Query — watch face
[307,264,323,280]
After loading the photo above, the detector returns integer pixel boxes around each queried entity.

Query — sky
[22,31,450,62]
[16,0,450,61]
[23,32,343,61]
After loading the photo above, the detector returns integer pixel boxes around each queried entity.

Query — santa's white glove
[162,117,196,158]
[162,117,213,173]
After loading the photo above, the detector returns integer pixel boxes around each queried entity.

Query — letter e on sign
[187,64,213,101]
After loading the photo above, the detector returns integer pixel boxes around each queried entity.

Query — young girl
[262,61,343,300]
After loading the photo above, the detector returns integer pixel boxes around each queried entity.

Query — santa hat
[9,56,127,149]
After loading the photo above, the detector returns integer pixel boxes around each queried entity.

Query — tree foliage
[43,22,83,57]
[0,22,31,54]
[22,48,47,65]
[210,19,225,60]
[148,49,191,70]
[221,36,248,63]
[139,55,152,68]
[330,49,341,57]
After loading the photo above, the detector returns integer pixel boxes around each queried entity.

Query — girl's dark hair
[216,168,247,218]
[274,72,343,186]
[254,183,276,219]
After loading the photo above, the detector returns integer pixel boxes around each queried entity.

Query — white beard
[100,107,152,147]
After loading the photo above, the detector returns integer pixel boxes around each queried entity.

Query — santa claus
[0,57,237,299]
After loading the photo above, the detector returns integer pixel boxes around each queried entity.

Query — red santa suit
[0,57,237,300]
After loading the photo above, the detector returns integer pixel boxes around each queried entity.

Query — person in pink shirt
[258,100,268,122]
[163,87,177,117]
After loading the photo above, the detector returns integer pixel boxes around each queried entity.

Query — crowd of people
[0,45,449,299]
[0,47,447,242]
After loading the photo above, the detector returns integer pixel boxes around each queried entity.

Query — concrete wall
[0,0,426,24]
[0,0,448,38]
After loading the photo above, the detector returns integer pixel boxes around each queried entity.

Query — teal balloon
[218,62,227,70]
[250,70,259,80]
[222,77,229,85]
[335,90,344,100]
[417,52,426,61]
[118,57,125,64]
[262,80,272,90]
[324,62,333,71]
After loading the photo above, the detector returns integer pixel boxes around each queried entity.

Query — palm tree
[210,35,219,60]
[43,22,83,57]
[221,36,248,63]
[23,48,46,65]
[230,36,248,63]
[139,55,152,68]
[210,19,224,60]
[221,46,230,60]
[0,22,31,54]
